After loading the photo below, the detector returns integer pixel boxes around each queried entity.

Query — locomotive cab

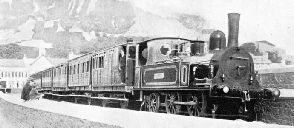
[189,64,212,88]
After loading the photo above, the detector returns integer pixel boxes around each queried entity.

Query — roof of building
[28,54,68,67]
[45,57,68,66]
[256,40,275,46]
[0,59,25,68]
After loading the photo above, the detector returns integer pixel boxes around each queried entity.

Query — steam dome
[209,30,226,51]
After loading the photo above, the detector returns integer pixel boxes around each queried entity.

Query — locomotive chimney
[227,13,240,47]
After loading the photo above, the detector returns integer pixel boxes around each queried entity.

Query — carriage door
[126,44,137,86]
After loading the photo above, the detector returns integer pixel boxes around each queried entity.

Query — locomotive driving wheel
[148,93,160,112]
[165,93,182,114]
[186,92,207,116]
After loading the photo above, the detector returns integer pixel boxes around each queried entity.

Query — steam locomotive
[30,13,280,120]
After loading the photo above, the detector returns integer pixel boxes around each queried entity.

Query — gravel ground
[0,98,121,128]
[1,93,292,128]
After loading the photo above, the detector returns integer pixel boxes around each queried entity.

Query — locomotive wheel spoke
[187,92,207,117]
[148,93,160,112]
[165,94,176,114]
[165,93,181,114]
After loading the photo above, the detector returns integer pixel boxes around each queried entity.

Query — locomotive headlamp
[223,86,230,93]
[264,88,280,99]
[273,88,280,97]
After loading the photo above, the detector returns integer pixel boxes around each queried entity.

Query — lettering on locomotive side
[154,73,164,79]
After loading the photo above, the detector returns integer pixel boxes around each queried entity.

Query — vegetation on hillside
[0,43,38,59]
[240,42,283,63]
[240,42,263,56]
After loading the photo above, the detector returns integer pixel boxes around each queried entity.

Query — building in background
[0,54,67,89]
[251,52,272,70]
[0,59,29,89]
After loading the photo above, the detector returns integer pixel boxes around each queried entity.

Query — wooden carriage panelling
[41,68,53,91]
[52,63,68,91]
[92,45,126,91]
[68,53,91,88]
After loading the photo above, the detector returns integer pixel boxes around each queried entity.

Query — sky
[132,0,294,55]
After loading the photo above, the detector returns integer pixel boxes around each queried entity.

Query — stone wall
[257,69,294,89]
[257,98,294,126]
[256,68,294,126]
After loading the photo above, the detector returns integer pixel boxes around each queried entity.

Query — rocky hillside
[0,0,206,59]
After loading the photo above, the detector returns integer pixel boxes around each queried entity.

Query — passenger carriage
[52,63,68,92]
[68,53,92,92]
[41,68,53,93]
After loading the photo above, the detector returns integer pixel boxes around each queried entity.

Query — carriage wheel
[186,92,207,116]
[166,93,181,114]
[148,93,160,112]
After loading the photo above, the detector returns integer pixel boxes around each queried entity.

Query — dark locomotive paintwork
[29,13,280,120]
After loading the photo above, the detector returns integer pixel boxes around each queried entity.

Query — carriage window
[98,56,104,68]
[77,64,80,74]
[92,58,96,69]
[69,66,72,75]
[82,63,85,73]
[84,62,86,72]
[87,61,89,72]
[73,65,76,74]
